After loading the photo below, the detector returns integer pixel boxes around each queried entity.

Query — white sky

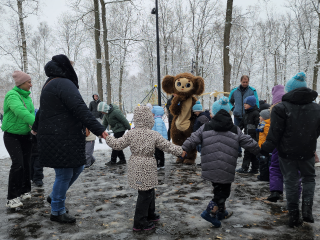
[26,0,288,28]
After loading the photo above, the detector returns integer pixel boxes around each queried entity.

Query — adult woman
[229,75,259,157]
[2,71,35,209]
[32,55,106,223]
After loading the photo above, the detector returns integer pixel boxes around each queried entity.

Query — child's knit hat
[243,95,256,107]
[285,72,307,93]
[192,100,203,112]
[211,96,230,115]
[260,109,270,120]
[146,103,153,111]
[97,102,110,113]
[272,85,285,105]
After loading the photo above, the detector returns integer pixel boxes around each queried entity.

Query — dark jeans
[212,182,232,209]
[233,117,242,154]
[30,155,44,182]
[4,132,32,200]
[279,156,316,211]
[50,165,84,215]
[242,149,259,171]
[111,131,126,162]
[155,148,164,166]
[134,188,156,228]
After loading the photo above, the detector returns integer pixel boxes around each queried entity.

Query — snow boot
[200,201,221,228]
[148,213,160,222]
[133,222,155,231]
[50,213,76,223]
[302,200,314,223]
[267,191,281,202]
[288,209,303,228]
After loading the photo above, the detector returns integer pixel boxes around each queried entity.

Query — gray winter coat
[182,110,260,184]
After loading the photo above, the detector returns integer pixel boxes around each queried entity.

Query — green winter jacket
[102,104,131,133]
[1,86,35,135]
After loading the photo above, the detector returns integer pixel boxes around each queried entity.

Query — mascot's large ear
[193,76,205,96]
[162,75,175,94]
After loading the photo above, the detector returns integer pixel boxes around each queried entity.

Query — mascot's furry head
[162,73,204,97]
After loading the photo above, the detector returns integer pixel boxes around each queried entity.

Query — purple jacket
[182,110,260,184]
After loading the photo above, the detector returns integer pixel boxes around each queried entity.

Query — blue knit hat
[285,72,307,93]
[192,100,203,112]
[244,96,256,107]
[211,96,230,115]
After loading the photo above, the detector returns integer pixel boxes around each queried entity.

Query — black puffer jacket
[262,87,320,160]
[89,94,102,119]
[32,55,105,168]
[238,105,260,141]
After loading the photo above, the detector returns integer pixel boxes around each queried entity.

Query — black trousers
[259,155,270,181]
[212,182,232,210]
[30,155,44,182]
[134,188,156,228]
[242,149,259,171]
[4,132,32,200]
[111,131,126,162]
[155,148,165,166]
[168,120,172,141]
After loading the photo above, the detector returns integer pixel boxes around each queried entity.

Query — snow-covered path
[0,142,320,239]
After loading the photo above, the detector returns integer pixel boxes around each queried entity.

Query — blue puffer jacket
[228,85,259,118]
[152,106,168,139]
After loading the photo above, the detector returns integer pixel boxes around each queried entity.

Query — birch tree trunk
[93,0,103,101]
[100,0,112,104]
[17,0,28,73]
[313,8,320,91]
[223,0,233,94]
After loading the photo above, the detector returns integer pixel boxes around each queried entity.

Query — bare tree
[223,0,233,94]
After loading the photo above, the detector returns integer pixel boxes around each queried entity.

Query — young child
[85,128,96,168]
[182,97,260,228]
[192,100,211,156]
[256,109,270,181]
[104,106,184,231]
[236,95,260,174]
[151,106,167,170]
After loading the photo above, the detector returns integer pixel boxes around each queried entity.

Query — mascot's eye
[177,82,181,87]
[186,83,191,88]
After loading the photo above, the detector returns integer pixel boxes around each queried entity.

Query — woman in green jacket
[2,71,35,209]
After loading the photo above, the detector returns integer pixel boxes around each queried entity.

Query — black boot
[267,191,281,202]
[302,200,314,223]
[288,209,303,228]
[50,213,76,223]
[47,196,69,213]
[117,159,127,165]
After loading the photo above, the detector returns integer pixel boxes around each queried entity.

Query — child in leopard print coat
[105,106,184,231]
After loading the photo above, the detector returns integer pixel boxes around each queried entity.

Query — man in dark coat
[32,54,106,224]
[89,93,103,143]
[261,72,320,228]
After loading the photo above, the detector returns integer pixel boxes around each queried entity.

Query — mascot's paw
[176,157,184,163]
[183,159,195,165]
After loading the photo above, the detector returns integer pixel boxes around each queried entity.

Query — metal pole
[155,0,161,106]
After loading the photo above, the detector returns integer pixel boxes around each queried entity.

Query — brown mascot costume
[162,73,204,164]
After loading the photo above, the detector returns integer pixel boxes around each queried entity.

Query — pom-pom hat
[211,96,230,115]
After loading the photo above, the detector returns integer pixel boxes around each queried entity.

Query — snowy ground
[0,143,320,240]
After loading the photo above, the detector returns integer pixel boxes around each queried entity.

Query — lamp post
[152,0,161,106]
